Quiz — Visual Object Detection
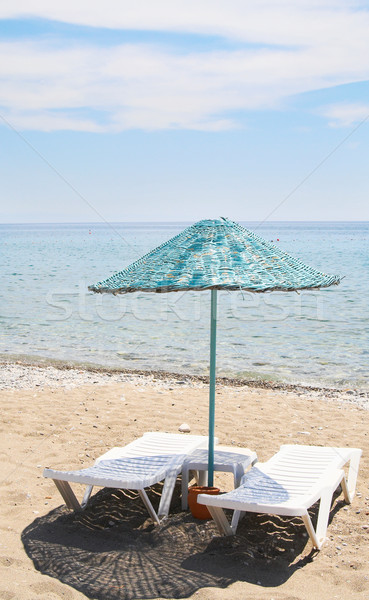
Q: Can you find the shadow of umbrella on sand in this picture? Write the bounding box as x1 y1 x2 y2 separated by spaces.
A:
22 483 321 600
88 217 340 486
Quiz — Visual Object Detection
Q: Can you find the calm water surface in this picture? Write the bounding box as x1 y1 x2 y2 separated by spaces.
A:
1 221 368 390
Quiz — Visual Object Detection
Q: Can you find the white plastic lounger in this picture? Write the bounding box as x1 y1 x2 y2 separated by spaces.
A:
197 445 362 549
44 432 215 524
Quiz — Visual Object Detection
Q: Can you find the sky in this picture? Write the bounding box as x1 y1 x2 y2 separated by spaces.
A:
0 1 368 223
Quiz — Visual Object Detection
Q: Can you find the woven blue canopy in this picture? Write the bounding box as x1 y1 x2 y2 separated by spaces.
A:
89 218 340 294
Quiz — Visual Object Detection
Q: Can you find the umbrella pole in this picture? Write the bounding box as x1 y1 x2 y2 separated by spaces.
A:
208 288 217 487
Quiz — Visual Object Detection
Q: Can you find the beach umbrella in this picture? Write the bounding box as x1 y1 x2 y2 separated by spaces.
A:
88 218 340 486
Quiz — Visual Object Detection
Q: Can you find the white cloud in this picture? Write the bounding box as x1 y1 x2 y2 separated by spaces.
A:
319 103 369 127
1 1 368 47
0 2 369 131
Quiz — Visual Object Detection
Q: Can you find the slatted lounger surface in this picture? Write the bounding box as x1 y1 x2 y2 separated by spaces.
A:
44 432 215 524
197 444 362 549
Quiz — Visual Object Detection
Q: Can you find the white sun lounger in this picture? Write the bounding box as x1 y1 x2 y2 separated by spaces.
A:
197 444 362 549
44 432 215 524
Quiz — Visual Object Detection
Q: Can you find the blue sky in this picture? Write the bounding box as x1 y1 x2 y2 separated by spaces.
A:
0 1 368 223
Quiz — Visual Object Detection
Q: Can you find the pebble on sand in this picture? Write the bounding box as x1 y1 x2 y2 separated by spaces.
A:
178 423 191 433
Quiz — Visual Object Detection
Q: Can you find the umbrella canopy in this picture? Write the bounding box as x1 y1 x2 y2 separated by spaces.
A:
89 218 340 486
89 218 340 295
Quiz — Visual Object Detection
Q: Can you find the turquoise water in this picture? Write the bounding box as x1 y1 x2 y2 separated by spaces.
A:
1 221 368 389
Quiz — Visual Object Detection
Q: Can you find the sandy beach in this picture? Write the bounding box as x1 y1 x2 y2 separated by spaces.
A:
0 361 368 600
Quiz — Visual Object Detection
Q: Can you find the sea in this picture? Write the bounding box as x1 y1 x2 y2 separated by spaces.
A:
1 221 368 390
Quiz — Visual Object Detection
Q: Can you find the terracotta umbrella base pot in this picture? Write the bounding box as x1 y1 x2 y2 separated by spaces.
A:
187 485 220 520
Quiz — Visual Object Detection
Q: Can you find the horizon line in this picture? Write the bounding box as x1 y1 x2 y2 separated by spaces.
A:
1 219 369 226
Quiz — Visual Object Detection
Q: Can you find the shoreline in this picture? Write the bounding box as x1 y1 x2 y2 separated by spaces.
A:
1 355 368 410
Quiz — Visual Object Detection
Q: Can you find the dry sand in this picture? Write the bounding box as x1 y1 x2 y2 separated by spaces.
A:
0 362 368 600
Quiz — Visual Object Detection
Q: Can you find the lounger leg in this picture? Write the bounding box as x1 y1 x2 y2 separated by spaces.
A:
181 468 189 510
158 470 178 518
138 490 161 525
340 476 350 503
53 479 82 511
315 489 335 548
234 465 244 488
198 470 207 486
346 450 361 503
230 509 245 532
207 506 235 536
182 469 205 510
302 484 337 550
302 512 321 550
81 485 94 508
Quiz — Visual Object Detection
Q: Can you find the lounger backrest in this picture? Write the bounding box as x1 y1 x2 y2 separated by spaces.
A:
276 444 353 471
255 445 349 501
96 433 211 463
125 432 208 456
